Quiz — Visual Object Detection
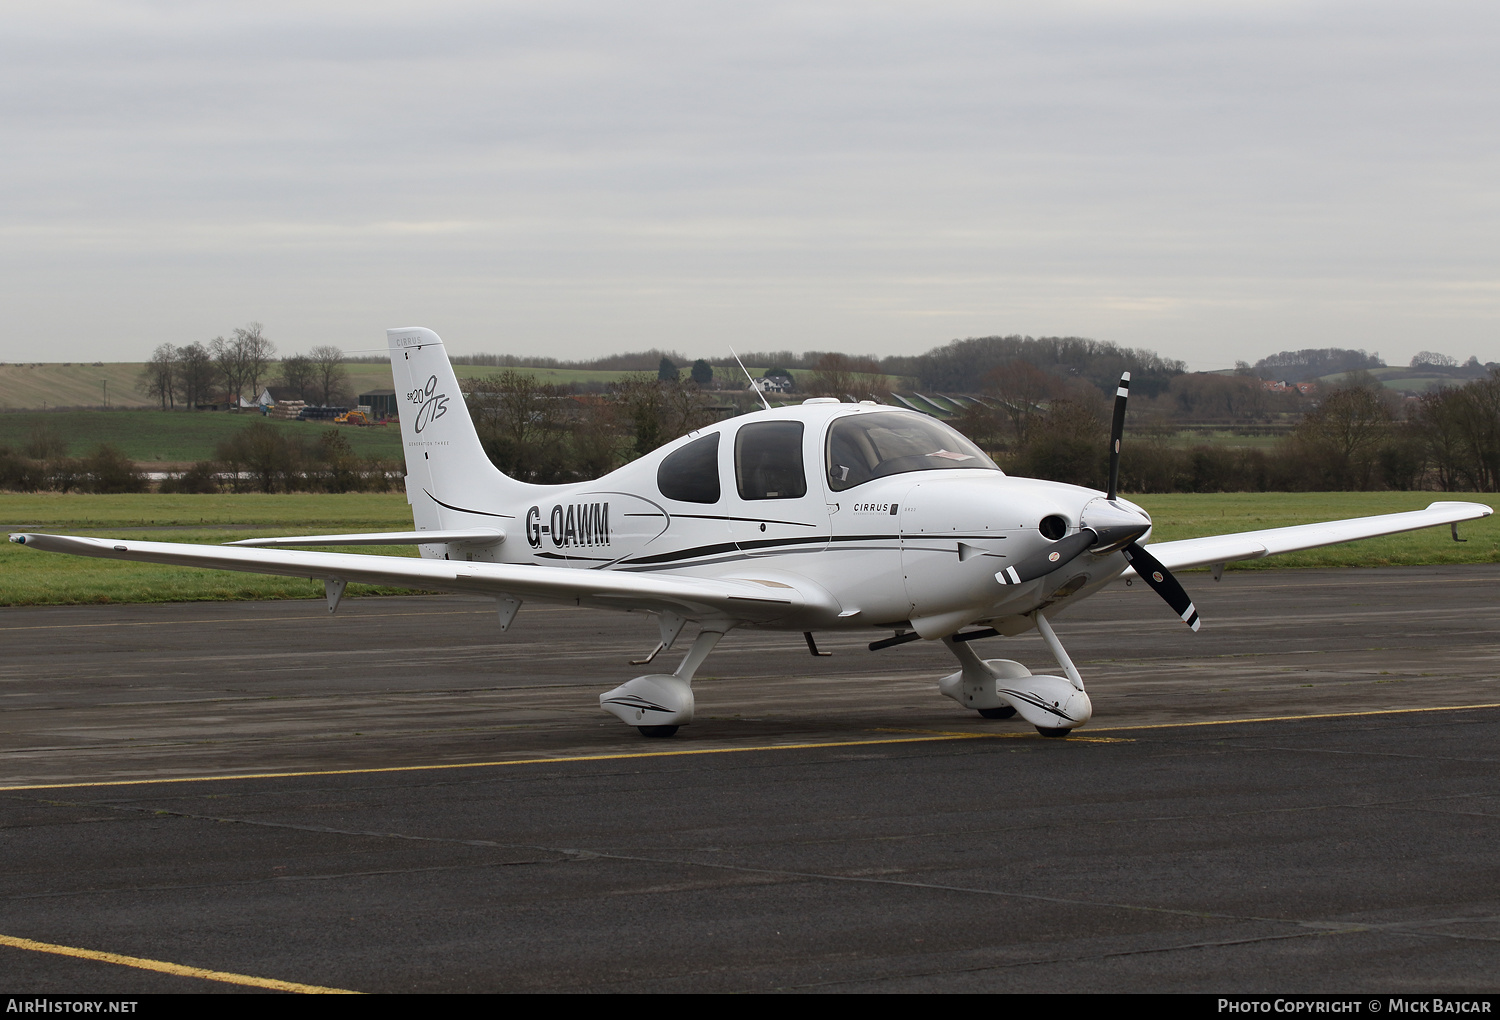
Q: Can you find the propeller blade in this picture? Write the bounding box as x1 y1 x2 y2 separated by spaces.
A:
1107 371 1129 501
1122 541 1200 631
997 529 1096 585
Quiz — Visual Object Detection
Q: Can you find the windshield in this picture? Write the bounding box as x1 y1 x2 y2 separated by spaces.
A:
825 411 1000 491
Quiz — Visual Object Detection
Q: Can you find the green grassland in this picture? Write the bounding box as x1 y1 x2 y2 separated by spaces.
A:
0 360 779 412
1139 427 1293 449
0 491 1494 607
1138 492 1499 569
1317 366 1483 393
449 363 657 386
0 362 408 412
0 410 404 463
0 362 159 410
0 493 420 605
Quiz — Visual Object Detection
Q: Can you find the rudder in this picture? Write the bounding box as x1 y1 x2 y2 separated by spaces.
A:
387 327 542 536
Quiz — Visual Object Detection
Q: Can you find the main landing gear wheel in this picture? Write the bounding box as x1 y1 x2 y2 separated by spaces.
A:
1035 726 1072 738
977 706 1017 720
638 725 680 738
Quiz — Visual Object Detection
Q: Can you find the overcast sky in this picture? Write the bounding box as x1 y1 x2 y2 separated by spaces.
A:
3 0 1496 370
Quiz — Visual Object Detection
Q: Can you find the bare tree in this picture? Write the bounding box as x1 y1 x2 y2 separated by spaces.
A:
1012 398 1108 488
216 421 303 493
176 341 219 410
808 353 887 401
308 345 348 405
1165 373 1270 420
24 423 68 459
278 353 314 401
209 335 247 405
1413 373 1500 491
985 360 1056 446
1411 351 1458 369
234 322 276 401
138 343 179 410
1291 376 1395 490
612 376 715 458
467 370 572 481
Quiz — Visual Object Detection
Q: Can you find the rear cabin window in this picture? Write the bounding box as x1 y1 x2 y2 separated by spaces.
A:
735 421 807 500
826 411 1000 491
657 433 720 503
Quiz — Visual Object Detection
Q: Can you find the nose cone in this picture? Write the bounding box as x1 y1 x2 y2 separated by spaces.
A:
1081 497 1152 552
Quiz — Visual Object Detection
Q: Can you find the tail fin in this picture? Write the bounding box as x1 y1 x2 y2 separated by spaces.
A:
387 327 539 532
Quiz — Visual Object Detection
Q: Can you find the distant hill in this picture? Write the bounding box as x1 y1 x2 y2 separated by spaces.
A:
1315 365 1492 394
0 360 812 410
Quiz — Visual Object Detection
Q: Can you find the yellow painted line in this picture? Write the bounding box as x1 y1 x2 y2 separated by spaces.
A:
4 703 1496 793
1088 702 1500 734
0 933 359 994
0 733 997 792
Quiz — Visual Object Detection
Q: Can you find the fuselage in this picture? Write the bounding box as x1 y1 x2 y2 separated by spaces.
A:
409 399 1152 638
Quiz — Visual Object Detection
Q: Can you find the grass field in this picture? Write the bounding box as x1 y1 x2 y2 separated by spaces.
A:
0 493 420 605
1141 427 1293 449
1316 366 1483 393
0 410 404 463
0 362 407 411
1 491 1494 608
1136 492 1499 569
0 360 787 412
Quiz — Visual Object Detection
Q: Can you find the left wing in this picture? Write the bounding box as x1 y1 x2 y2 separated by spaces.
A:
1135 500 1492 574
7 533 835 625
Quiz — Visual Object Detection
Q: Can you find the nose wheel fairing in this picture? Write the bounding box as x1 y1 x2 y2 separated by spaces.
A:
600 628 726 733
939 619 1094 733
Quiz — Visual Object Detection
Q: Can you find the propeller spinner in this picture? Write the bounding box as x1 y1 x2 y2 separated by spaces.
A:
997 371 1201 631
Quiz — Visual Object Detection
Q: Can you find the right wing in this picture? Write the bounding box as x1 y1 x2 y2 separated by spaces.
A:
1137 500 1492 574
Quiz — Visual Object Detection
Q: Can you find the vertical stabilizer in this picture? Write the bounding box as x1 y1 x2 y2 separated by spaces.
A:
387 327 540 537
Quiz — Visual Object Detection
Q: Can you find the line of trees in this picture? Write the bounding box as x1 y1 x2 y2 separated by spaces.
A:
203 423 400 494
0 424 148 492
948 370 1500 493
14 366 1500 495
465 371 718 484
138 326 349 409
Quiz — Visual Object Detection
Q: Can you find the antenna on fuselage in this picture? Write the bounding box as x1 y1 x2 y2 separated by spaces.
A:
730 345 772 411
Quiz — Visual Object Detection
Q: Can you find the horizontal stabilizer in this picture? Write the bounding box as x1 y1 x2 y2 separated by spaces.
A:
230 529 504 548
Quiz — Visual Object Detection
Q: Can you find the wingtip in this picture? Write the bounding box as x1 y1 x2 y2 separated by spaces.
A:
1425 500 1493 517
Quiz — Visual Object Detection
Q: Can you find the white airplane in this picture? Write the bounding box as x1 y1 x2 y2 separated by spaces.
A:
10 328 1492 738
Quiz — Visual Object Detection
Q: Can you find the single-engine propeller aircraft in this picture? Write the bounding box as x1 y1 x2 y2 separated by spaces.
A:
11 328 1492 737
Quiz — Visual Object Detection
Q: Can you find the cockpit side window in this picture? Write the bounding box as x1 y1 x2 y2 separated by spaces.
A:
657 433 720 503
735 421 807 500
826 411 1000 491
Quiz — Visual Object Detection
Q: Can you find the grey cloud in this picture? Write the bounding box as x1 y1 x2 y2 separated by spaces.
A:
1 1 1496 364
